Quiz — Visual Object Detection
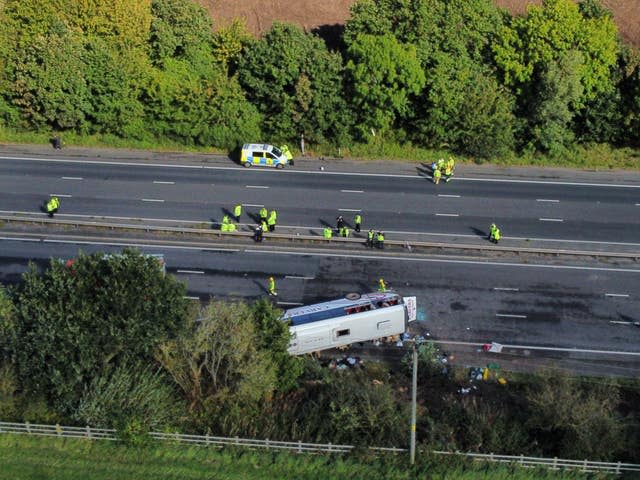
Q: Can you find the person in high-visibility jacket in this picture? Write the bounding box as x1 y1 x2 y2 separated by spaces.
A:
220 215 231 231
268 276 277 296
367 229 375 248
444 164 453 182
433 167 441 184
280 145 293 161
233 204 242 222
259 207 268 222
354 214 362 232
340 226 350 237
45 196 60 218
261 220 268 233
376 231 385 249
323 227 333 239
378 278 387 292
267 210 277 232
492 227 501 244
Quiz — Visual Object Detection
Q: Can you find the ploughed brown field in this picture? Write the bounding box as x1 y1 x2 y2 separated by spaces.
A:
199 0 639 47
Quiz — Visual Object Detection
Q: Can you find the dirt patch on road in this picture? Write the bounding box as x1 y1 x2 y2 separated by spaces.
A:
200 0 639 47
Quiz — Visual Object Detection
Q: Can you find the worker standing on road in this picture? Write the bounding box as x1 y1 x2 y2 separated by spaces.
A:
376 231 385 249
268 276 277 296
260 207 268 222
254 224 263 242
267 210 277 232
378 278 387 292
340 226 350 238
336 215 344 231
234 204 242 222
221 215 231 231
45 196 60 218
354 214 362 232
261 219 268 234
491 226 501 244
433 167 441 184
444 163 453 182
323 227 333 239
367 229 375 248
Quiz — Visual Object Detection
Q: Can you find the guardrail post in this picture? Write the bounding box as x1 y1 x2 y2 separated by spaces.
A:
265 438 270 450
615 461 621 474
56 424 62 436
298 440 302 453
206 433 210 446
25 421 31 434
520 454 524 466
553 457 558 469
235 436 239 446
583 459 588 472
86 425 91 439
328 442 332 453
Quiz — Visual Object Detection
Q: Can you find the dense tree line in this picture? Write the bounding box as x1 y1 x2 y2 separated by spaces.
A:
0 0 638 159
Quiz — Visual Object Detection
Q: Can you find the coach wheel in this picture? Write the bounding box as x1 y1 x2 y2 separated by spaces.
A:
345 293 361 300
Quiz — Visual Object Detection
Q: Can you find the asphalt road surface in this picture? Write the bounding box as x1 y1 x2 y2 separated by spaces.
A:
1 153 639 247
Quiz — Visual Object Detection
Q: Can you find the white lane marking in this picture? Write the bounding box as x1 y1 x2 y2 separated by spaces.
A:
341 189 364 193
37 238 240 252
244 249 640 273
339 208 362 212
277 301 304 306
605 293 629 298
243 203 264 207
0 210 207 225
153 181 175 185
177 269 204 274
50 194 72 198
536 199 559 203
610 320 639 326
493 287 519 292
61 176 82 180
246 185 269 189
496 313 527 319
636 203 640 206
0 236 40 242
435 340 640 357
437 194 461 198
4 155 640 188
183 296 200 300
539 218 563 222
435 213 459 217
141 198 164 202
285 275 314 280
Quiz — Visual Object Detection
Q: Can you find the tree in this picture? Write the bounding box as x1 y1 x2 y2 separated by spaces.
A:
528 50 585 154
238 22 350 146
156 300 279 434
411 52 515 157
345 33 425 139
6 250 189 414
211 19 252 73
493 0 618 102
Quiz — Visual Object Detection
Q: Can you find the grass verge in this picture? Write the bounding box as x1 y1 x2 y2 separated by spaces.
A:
0 434 611 480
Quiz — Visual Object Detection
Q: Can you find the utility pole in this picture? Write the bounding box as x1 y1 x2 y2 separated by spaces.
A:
410 343 418 464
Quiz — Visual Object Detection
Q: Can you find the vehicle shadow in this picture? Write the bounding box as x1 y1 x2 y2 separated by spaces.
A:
470 226 488 239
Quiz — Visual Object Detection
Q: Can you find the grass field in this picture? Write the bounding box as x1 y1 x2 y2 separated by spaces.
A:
0 435 611 480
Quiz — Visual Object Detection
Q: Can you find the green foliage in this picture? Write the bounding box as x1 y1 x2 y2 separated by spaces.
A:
150 0 214 70
525 372 628 461
529 50 585 154
493 0 618 102
238 22 350 145
212 19 253 72
5 250 189 414
345 33 425 139
250 299 303 393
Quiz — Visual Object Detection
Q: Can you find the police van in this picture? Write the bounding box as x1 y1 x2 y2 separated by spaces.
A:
240 144 292 169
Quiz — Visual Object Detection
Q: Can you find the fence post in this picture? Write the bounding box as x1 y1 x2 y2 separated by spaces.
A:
616 461 621 474
298 440 302 454
265 438 270 450
206 433 210 446
86 425 91 439
490 452 494 462
520 454 524 466
328 442 332 453
583 459 588 472
26 421 31 434
235 436 239 446
553 457 558 469
56 424 62 436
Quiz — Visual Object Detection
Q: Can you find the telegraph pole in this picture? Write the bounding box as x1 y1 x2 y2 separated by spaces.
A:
410 343 418 464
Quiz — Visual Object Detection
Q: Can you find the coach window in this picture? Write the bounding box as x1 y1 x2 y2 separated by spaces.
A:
336 329 350 338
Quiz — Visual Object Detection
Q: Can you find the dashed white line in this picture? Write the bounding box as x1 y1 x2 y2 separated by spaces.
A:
437 194 461 198
61 176 82 180
141 198 164 202
277 301 304 306
341 189 364 193
285 275 315 280
153 181 175 185
493 287 519 292
246 185 269 189
435 213 459 217
177 269 204 274
339 208 362 212
50 194 72 198
183 296 200 300
435 340 640 356
496 313 527 319
605 293 630 298
539 218 563 222
610 320 639 326
243 203 264 207
536 199 559 203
